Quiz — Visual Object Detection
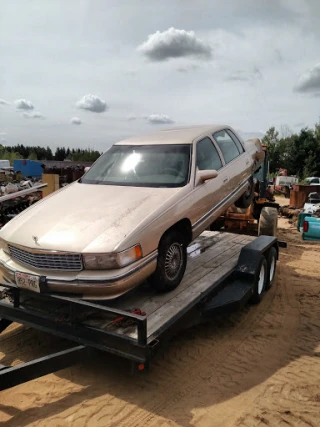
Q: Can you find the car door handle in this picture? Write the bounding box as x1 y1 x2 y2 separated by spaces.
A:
223 177 228 183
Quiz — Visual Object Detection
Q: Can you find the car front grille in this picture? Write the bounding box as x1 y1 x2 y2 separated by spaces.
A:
8 245 83 272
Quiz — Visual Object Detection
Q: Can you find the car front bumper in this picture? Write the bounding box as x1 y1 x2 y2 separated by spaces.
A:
0 250 158 300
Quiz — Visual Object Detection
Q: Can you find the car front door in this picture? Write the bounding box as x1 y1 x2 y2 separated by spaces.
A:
190 136 230 233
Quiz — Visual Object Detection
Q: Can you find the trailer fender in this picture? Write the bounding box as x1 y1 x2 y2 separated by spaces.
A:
234 235 278 279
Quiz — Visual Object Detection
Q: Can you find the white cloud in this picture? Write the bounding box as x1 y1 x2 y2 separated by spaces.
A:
70 116 82 125
238 130 265 140
76 94 107 113
15 99 34 110
22 111 45 119
127 114 136 121
1 1 320 150
176 64 200 73
0 99 10 105
124 71 137 78
294 63 320 93
226 67 263 82
137 27 212 61
144 114 174 124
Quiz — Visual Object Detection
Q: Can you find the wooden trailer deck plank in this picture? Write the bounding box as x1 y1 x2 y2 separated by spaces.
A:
0 232 256 344
84 233 255 340
82 232 241 324
140 236 254 341
108 233 250 311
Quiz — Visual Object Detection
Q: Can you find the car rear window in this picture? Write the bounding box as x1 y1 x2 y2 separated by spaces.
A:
226 130 244 153
213 130 241 164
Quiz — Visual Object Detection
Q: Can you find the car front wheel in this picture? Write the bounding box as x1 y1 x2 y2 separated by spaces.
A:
149 230 187 293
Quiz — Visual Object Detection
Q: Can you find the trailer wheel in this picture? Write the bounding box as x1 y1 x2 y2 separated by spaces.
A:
250 255 268 304
265 246 277 290
258 207 278 236
149 230 187 293
234 177 254 209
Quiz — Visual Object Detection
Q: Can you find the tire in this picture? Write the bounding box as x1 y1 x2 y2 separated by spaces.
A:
149 230 187 293
234 178 254 209
249 255 268 304
265 246 277 290
258 207 278 236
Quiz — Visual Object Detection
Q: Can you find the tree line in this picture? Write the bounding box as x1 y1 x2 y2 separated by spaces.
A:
1 122 320 177
261 121 320 179
0 145 102 163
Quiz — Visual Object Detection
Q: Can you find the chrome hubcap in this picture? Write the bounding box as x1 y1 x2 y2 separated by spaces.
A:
165 243 183 280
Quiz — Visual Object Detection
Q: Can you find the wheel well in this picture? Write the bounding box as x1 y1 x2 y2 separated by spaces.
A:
163 218 192 245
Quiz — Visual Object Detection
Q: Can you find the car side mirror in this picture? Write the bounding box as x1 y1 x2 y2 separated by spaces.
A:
84 167 90 173
196 169 218 185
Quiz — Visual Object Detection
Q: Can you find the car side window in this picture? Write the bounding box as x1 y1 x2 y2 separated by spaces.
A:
196 137 223 171
227 129 244 153
310 178 319 184
213 130 241 164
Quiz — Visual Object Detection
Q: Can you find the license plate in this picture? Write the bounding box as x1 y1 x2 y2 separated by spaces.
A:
15 272 40 293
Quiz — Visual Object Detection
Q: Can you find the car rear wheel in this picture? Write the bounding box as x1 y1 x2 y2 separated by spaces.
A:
234 177 254 209
149 230 187 293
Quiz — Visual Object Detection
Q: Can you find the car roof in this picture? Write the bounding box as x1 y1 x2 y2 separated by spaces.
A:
115 125 230 145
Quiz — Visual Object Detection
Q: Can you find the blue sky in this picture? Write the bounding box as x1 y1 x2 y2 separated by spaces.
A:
1 0 320 151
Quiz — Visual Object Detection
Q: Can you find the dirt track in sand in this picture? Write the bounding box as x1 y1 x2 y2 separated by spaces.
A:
0 220 320 426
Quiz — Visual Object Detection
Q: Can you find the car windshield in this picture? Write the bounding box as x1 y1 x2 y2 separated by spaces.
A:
80 144 191 187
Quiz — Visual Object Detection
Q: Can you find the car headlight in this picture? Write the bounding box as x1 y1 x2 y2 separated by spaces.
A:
83 244 142 270
0 238 9 255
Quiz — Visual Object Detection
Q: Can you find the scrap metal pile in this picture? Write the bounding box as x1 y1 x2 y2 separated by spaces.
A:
0 173 46 228
280 192 320 231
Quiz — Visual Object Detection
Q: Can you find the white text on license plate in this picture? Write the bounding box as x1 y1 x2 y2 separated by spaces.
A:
15 272 40 293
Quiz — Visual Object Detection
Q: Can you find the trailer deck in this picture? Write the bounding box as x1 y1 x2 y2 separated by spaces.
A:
93 231 256 342
0 231 282 391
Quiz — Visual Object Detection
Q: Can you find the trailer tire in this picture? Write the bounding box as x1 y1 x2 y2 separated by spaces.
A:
265 246 277 290
249 255 268 304
258 207 278 236
234 177 254 209
149 230 187 293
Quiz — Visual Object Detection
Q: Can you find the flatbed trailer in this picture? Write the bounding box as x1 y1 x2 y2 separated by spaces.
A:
0 231 286 391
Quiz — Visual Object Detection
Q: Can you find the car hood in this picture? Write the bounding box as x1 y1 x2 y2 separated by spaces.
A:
0 182 182 253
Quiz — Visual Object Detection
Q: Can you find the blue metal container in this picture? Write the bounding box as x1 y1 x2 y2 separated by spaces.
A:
13 160 44 178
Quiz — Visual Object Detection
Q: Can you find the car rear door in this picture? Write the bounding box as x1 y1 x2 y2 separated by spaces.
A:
212 129 250 195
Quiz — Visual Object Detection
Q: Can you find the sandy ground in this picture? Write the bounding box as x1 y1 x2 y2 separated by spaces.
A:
1 204 320 427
